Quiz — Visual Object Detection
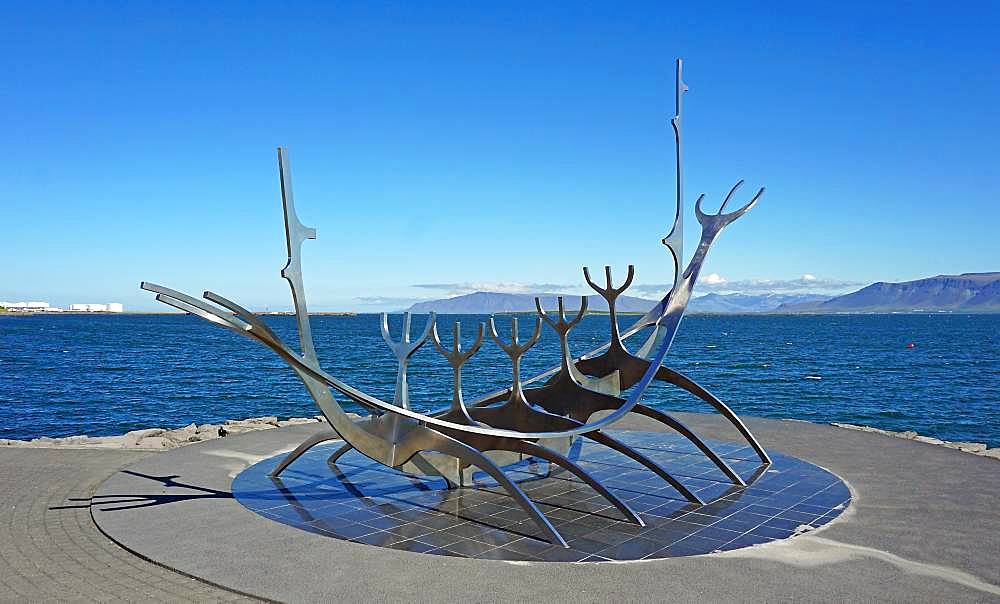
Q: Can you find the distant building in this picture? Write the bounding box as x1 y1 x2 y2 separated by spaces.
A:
68 303 124 313
0 301 63 312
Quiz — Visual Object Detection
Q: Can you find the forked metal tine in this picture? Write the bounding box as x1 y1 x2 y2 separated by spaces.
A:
567 296 588 328
534 297 554 328
695 182 764 227
535 296 588 334
432 321 484 367
720 180 744 213
693 193 710 224
381 312 437 361
415 312 437 347
583 265 635 302
583 266 604 295
614 265 635 295
431 321 449 358
488 316 542 358
380 312 393 349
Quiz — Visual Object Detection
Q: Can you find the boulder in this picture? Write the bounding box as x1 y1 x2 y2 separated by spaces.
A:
942 441 987 453
227 416 279 426
123 428 165 447
277 417 318 427
134 436 176 450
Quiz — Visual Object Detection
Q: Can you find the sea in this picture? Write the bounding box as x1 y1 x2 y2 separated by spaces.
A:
1 313 997 447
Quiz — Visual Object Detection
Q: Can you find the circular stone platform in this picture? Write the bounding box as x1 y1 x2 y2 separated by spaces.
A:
88 415 1000 602
232 432 849 562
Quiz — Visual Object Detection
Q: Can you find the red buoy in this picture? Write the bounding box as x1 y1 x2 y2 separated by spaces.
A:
906 342 916 349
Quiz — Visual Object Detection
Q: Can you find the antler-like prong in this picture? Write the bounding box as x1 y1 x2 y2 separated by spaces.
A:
693 193 710 224
432 321 484 365
535 296 587 334
432 320 485 421
695 182 763 227
380 312 436 410
489 316 542 357
720 179 743 213
582 266 599 292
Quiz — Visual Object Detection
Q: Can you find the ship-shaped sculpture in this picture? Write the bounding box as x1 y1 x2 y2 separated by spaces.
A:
141 60 770 548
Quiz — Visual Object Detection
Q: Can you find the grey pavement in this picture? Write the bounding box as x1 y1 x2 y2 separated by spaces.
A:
92 414 1000 603
3 413 999 603
0 447 259 603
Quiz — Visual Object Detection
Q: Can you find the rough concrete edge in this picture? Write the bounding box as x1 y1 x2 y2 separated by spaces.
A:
827 421 999 460
0 414 361 451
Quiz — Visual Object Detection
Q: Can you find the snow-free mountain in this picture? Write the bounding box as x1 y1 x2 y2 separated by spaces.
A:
404 273 1000 314
777 272 1000 313
407 293 654 315
406 292 832 314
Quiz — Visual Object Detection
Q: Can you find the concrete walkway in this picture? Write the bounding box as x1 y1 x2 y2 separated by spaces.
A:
2 413 998 603
0 447 258 602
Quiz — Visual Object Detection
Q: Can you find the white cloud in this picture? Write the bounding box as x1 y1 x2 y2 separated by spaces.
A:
630 275 863 297
412 282 579 297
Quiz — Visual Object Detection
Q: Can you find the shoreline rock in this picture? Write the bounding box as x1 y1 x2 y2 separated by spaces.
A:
830 422 999 460
1 415 994 460
0 415 360 451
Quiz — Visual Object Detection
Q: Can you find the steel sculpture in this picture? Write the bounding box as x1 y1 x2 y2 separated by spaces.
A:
140 59 770 547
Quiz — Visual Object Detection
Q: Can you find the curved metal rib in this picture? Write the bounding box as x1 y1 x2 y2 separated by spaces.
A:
410 433 568 547
327 442 354 465
584 430 703 505
518 440 643 525
631 405 745 485
271 430 342 477
655 366 771 465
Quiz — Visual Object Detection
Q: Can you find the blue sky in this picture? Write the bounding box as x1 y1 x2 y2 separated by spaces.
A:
2 2 998 311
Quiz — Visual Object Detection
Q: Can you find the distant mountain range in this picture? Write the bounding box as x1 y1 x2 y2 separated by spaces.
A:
405 272 1000 314
406 292 830 314
777 272 1000 313
407 293 655 315
687 293 829 313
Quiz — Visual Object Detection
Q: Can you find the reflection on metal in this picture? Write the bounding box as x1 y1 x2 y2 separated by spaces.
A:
140 59 771 547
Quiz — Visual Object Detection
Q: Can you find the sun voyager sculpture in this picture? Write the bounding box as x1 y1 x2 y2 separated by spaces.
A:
141 60 771 548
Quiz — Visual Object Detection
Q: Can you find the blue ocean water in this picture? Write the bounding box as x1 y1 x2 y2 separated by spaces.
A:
0 313 997 446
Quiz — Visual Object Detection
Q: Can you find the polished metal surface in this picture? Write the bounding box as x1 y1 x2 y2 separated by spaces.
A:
140 59 773 548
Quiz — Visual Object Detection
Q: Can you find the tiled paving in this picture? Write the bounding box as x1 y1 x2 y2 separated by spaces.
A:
0 448 257 602
233 431 850 562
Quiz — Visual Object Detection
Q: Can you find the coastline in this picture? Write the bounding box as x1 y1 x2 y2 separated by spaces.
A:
0 415 349 450
2 413 996 460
